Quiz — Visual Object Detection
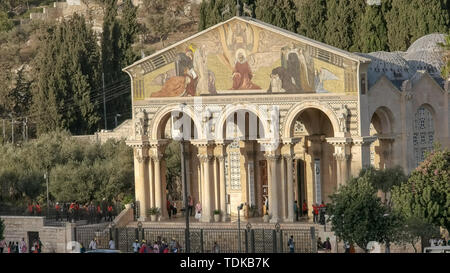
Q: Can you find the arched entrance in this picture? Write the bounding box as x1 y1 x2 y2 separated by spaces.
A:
284 104 338 219
217 107 270 219
143 105 202 221
370 106 395 169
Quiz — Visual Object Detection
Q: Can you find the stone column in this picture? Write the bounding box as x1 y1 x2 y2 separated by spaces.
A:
199 154 213 222
134 147 148 221
280 156 286 220
148 157 154 208
153 154 163 218
285 154 294 222
265 153 279 223
217 155 228 221
213 157 220 212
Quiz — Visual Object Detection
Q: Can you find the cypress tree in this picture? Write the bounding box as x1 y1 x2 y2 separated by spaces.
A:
32 14 101 135
324 0 353 50
354 3 388 52
296 0 327 42
119 0 139 69
101 0 121 85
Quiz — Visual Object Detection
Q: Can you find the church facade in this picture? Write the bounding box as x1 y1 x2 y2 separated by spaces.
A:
123 17 450 223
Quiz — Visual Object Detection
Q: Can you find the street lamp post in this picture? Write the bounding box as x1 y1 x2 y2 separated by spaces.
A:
181 138 190 253
237 203 244 253
44 171 49 217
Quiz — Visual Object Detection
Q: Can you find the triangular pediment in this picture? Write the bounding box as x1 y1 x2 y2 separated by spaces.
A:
369 75 401 95
125 17 368 100
410 71 445 94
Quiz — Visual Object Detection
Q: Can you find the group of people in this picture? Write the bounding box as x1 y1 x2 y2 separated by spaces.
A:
166 200 178 219
292 201 327 224
132 237 182 253
54 201 117 223
317 237 332 252
0 238 42 253
25 201 119 224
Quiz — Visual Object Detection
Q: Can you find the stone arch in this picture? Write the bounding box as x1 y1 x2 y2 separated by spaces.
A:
370 106 395 135
151 104 203 140
283 101 340 138
215 103 272 140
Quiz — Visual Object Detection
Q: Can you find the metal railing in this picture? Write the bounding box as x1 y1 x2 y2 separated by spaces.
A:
73 223 318 253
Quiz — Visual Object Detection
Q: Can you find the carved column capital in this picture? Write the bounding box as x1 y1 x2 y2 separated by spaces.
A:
198 154 213 163
216 155 225 162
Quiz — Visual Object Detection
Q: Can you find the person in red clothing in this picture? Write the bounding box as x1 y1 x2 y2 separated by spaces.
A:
302 201 308 218
69 202 75 222
107 204 113 221
35 203 42 216
167 200 172 219
55 202 61 221
27 203 34 216
312 203 319 223
96 204 102 223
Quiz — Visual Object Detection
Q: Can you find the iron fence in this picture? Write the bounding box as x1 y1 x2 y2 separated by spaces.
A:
73 224 317 253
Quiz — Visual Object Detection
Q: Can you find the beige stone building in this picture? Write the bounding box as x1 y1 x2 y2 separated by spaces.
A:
122 17 449 223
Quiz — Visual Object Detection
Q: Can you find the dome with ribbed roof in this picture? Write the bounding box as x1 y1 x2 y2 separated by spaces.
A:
357 51 412 87
404 50 444 77
407 33 446 54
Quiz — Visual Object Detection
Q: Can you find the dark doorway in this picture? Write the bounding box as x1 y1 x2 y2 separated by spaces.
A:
27 231 39 253
296 159 306 209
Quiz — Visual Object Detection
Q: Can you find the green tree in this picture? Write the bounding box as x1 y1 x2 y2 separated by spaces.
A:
392 146 450 231
296 0 327 42
395 216 441 253
325 0 366 51
0 218 4 241
440 33 450 79
101 0 121 84
386 0 449 51
118 0 139 69
31 15 101 135
353 3 388 52
327 175 393 251
0 11 13 33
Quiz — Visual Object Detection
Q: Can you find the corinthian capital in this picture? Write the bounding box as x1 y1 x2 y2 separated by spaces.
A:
198 154 212 163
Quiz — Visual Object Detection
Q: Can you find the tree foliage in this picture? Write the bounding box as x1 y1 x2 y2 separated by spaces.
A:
0 130 134 206
31 14 101 135
327 173 395 251
296 0 327 42
392 146 450 231
440 33 450 79
0 218 4 241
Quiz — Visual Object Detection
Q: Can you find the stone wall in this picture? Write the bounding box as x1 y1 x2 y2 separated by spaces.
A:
1 216 74 253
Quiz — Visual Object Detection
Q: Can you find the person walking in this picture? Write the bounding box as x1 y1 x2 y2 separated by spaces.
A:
107 204 113 222
167 200 172 219
27 203 33 216
312 203 319 223
132 240 140 253
96 204 102 223
195 202 202 221
213 242 220 253
35 203 41 216
0 239 5 253
109 239 115 250
55 202 61 222
172 202 177 218
139 240 147 253
89 238 97 251
288 236 295 253
19 238 27 253
188 196 194 216
302 201 308 218
37 237 43 253
324 237 332 252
